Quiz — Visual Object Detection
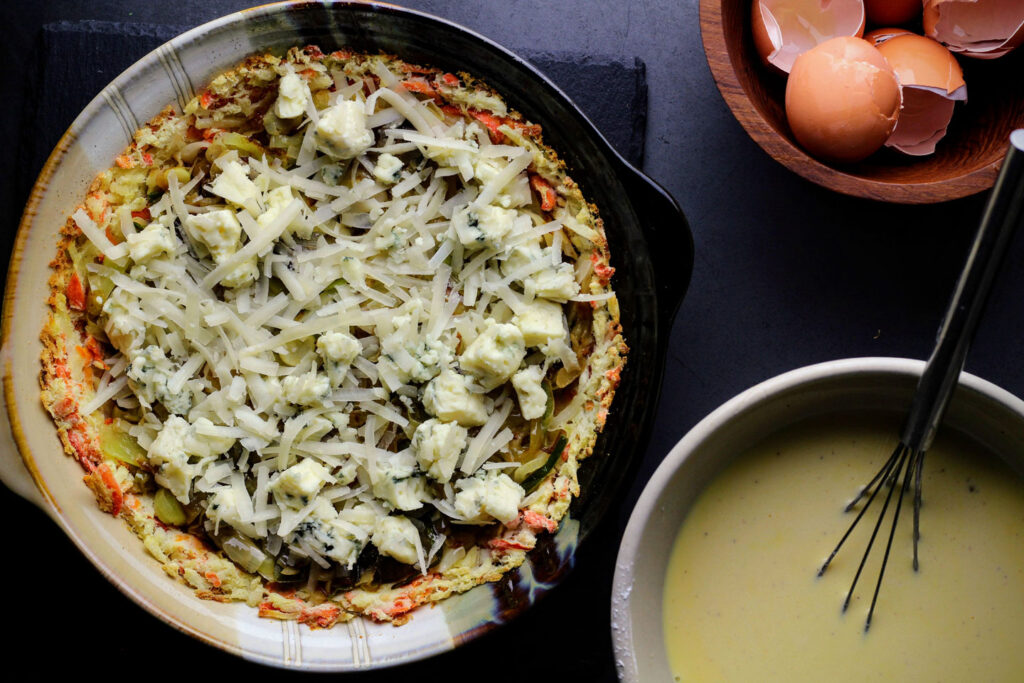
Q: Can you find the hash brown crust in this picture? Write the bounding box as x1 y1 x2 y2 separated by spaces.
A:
40 46 626 627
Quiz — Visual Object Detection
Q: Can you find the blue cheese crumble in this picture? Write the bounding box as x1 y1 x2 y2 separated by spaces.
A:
76 50 616 582
314 100 374 159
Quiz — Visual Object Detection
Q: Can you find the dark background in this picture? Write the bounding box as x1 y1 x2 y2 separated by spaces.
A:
2 1 1022 680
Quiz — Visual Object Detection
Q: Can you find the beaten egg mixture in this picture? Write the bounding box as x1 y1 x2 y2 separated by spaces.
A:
663 412 1024 681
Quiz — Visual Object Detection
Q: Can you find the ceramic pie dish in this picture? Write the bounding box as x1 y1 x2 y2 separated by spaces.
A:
0 0 692 671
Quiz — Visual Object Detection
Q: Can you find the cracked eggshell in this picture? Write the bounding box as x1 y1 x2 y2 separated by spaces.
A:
877 34 966 96
752 0 866 74
864 27 914 47
924 0 1024 60
878 34 967 156
785 36 901 163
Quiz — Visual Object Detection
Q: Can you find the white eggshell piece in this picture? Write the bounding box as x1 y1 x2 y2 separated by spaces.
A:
885 86 958 156
755 0 866 73
863 27 914 47
926 0 1024 59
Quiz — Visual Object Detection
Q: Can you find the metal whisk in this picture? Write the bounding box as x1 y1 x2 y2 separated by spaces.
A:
818 130 1024 631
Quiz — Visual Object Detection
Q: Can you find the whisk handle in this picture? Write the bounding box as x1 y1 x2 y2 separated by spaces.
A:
902 131 1024 451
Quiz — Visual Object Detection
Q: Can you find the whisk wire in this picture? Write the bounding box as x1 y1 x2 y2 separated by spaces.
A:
864 447 919 631
844 445 901 514
817 444 901 580
912 451 925 571
841 446 907 615
818 444 927 630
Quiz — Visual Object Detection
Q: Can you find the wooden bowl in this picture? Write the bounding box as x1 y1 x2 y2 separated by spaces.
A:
699 0 1024 203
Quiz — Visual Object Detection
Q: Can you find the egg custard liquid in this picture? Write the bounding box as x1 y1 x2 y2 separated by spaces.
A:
662 412 1024 682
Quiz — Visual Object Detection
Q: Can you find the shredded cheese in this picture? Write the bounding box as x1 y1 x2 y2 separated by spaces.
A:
68 49 618 583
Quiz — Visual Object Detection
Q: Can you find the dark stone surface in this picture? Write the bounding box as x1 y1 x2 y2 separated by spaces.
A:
2 2 1022 681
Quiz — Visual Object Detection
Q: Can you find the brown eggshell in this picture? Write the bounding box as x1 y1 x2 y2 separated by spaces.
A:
884 88 957 155
924 0 1024 60
877 33 966 156
785 36 902 163
877 34 966 95
752 0 867 74
865 0 922 26
923 0 938 34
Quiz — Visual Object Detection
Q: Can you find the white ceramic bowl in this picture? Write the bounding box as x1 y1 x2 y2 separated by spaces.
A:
609 357 1024 681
